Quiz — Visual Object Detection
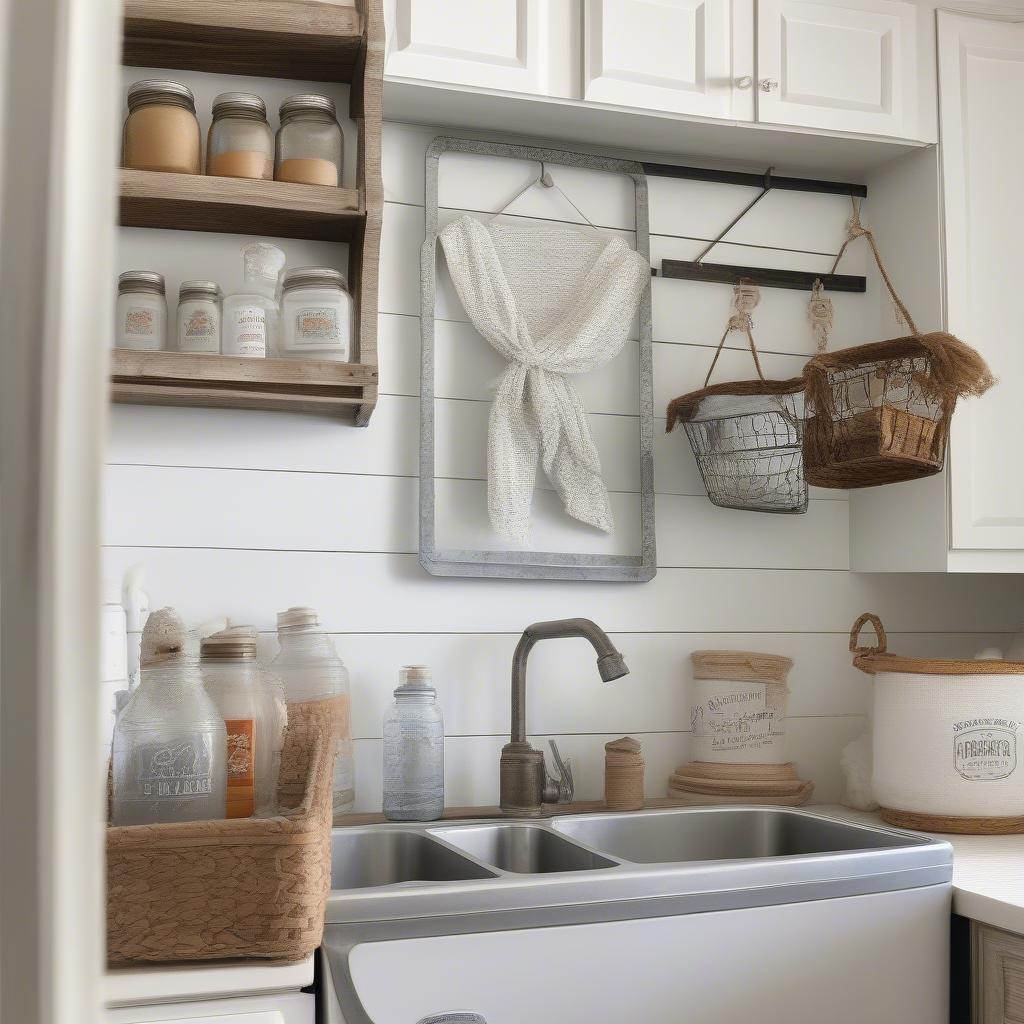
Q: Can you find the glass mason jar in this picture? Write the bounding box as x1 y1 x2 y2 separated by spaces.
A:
206 92 274 180
176 280 221 353
382 665 444 822
275 94 343 186
270 607 354 816
123 79 201 174
279 267 353 361
116 270 167 350
200 626 284 818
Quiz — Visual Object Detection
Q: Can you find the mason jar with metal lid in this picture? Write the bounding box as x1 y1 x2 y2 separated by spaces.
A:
122 79 201 174
279 266 353 361
206 92 274 180
176 280 222 354
115 271 167 351
275 94 343 186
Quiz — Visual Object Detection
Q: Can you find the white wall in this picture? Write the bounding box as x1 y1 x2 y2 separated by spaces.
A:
105 73 1024 810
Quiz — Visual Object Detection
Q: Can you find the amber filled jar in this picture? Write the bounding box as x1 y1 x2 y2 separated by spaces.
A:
275 94 343 186
122 80 201 175
206 92 274 180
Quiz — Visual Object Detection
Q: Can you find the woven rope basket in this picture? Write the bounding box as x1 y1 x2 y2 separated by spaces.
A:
107 697 337 964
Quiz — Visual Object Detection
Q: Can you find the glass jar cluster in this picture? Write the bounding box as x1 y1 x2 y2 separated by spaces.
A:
122 80 345 186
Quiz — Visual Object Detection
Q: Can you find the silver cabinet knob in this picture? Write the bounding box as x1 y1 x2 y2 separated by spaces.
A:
735 75 753 89
760 78 780 92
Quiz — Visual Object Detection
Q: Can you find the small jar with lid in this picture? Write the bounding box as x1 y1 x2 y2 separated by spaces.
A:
275 94 343 186
116 271 167 350
279 267 352 361
206 92 274 180
122 80 201 175
176 281 222 354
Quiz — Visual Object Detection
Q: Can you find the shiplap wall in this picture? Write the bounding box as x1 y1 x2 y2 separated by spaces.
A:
106 69 1024 810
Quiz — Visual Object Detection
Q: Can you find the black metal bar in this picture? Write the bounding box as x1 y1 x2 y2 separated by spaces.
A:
657 259 866 293
641 161 867 198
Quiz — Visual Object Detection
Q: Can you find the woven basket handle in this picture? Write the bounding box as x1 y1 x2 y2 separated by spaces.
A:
703 280 767 388
830 197 920 338
849 612 887 655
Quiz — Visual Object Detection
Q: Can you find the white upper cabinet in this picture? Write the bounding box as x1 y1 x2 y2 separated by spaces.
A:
582 0 754 120
383 0 578 97
755 0 920 137
939 11 1024 554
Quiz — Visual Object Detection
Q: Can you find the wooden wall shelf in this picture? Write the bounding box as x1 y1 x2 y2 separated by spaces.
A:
115 0 383 425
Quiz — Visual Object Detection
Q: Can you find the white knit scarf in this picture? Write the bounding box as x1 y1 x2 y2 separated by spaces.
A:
438 214 649 544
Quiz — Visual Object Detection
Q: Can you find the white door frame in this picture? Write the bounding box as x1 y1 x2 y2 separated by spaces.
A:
0 0 120 1019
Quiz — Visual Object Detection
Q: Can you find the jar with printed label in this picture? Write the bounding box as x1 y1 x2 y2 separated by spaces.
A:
200 626 286 818
279 267 352 360
115 271 167 350
206 92 274 180
175 280 221 353
275 94 343 186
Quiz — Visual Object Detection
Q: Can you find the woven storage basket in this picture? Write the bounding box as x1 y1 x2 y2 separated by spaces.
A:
803 204 993 488
667 291 808 514
851 613 1024 835
107 697 337 964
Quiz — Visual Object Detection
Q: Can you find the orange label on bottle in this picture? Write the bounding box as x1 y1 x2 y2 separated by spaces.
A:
225 718 255 818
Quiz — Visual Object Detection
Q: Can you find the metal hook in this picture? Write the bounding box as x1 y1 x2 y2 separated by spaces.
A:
539 161 554 188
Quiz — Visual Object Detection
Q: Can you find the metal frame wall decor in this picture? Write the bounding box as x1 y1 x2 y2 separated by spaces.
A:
419 136 656 582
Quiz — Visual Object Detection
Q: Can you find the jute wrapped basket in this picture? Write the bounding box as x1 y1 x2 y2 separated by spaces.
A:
107 697 337 964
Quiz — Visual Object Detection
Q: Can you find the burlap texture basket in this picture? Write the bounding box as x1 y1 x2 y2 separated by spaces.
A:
107 697 337 965
802 202 993 488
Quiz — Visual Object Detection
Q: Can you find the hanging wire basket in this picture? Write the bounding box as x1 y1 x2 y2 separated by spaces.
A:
802 200 994 488
667 285 808 514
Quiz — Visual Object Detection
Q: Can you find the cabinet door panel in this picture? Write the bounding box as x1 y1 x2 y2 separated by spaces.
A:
384 0 556 95
940 13 1024 552
584 0 752 120
756 0 917 137
975 923 1024 1024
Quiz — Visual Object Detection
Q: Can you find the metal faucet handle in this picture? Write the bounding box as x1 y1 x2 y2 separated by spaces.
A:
543 739 575 804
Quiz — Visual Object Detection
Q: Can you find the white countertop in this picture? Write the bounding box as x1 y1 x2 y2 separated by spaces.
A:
816 804 1024 935
103 954 314 1008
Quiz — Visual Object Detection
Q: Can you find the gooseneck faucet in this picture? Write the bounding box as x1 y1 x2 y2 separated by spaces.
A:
500 618 630 817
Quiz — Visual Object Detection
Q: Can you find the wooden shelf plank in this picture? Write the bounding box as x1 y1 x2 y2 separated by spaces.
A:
123 0 363 82
120 169 363 242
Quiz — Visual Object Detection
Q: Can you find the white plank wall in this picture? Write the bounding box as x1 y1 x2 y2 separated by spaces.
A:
106 99 1024 811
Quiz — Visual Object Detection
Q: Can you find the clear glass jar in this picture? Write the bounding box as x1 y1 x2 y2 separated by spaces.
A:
206 92 274 180
123 79 201 174
382 665 444 822
200 626 284 818
111 609 227 826
275 94 343 186
270 607 354 817
279 267 352 361
116 270 167 350
176 280 221 353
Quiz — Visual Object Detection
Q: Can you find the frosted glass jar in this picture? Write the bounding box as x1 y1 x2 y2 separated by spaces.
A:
123 80 201 174
116 271 167 350
175 280 221 353
270 607 354 816
206 92 274 180
382 665 444 822
275 94 343 186
279 267 352 360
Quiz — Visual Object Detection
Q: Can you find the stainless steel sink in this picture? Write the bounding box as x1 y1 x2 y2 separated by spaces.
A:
330 829 497 889
550 807 920 864
431 823 617 873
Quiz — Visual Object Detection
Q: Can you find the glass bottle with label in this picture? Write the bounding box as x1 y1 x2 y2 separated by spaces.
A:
111 608 227 826
175 280 221 353
200 626 285 818
382 665 444 822
115 271 167 350
222 241 286 358
278 267 352 361
206 92 274 180
275 94 343 186
270 607 354 817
